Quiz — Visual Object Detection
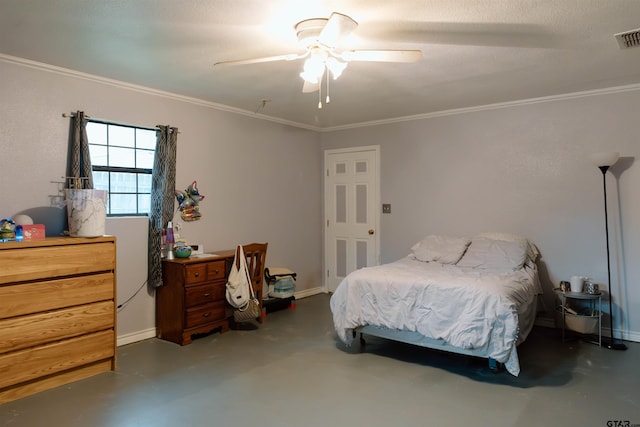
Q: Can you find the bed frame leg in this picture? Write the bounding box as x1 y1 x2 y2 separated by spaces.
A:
352 330 366 346
488 358 504 373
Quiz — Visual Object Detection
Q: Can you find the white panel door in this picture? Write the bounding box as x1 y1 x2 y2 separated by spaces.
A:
324 146 379 293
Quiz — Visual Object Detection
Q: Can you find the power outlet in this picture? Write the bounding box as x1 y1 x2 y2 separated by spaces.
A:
382 204 391 214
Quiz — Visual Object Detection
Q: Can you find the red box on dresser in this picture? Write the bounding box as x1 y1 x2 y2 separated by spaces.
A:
21 224 46 240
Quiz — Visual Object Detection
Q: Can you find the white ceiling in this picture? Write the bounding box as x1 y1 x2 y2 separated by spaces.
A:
2 0 640 130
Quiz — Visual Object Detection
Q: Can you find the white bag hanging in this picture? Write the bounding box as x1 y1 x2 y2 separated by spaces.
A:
225 245 252 309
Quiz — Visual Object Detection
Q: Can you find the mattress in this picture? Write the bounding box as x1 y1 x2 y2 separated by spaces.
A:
330 256 541 376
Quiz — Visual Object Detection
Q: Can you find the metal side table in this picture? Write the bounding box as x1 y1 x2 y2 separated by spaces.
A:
556 290 602 347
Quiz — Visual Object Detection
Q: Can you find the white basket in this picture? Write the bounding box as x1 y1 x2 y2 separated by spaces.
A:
557 308 599 335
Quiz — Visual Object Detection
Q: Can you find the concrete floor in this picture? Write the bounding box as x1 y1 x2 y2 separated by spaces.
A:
1 293 638 427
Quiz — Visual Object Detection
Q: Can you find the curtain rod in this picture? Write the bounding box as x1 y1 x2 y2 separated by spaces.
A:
61 112 177 133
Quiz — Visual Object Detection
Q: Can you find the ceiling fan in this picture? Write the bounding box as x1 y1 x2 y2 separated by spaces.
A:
213 12 422 108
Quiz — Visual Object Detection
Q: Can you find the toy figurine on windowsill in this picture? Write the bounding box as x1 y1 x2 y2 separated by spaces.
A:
175 180 204 221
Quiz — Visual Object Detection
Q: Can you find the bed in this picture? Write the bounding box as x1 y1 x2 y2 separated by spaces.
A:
330 233 542 376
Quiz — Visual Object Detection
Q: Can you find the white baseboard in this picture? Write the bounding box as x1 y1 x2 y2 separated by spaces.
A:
115 289 328 346
118 291 640 347
534 316 556 328
618 329 640 343
534 315 640 343
117 328 157 347
293 286 326 299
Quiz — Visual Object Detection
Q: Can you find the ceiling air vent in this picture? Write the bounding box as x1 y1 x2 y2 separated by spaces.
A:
614 29 640 49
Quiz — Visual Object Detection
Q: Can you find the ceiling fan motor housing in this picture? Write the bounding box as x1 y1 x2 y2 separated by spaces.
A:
295 18 329 48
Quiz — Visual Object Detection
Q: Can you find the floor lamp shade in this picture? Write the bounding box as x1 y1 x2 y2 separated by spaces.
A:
591 151 626 350
590 151 619 168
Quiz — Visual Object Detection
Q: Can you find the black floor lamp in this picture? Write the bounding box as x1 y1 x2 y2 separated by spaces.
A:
590 151 627 351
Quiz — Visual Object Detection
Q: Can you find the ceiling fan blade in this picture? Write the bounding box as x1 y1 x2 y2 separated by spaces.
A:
302 80 319 93
340 49 422 63
318 12 358 47
214 53 305 68
358 21 559 49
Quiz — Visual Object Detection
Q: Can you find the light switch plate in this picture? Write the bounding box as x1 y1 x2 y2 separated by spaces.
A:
382 204 391 214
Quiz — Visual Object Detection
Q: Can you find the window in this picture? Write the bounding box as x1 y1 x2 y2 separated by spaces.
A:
87 120 156 216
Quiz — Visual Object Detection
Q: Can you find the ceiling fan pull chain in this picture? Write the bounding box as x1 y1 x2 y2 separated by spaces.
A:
318 81 323 109
326 70 331 104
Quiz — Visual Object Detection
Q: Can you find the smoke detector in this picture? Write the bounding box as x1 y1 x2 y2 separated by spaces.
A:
614 29 640 49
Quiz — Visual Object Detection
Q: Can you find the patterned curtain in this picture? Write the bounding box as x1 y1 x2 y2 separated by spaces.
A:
68 111 93 189
148 125 178 288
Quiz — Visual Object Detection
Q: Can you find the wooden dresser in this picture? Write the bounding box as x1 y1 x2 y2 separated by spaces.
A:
0 236 117 403
157 251 235 345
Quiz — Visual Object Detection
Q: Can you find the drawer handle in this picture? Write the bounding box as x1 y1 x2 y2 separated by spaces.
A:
203 293 211 297
194 272 200 277
214 269 220 274
202 312 211 318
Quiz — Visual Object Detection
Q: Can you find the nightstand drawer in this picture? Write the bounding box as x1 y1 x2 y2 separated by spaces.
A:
185 302 225 328
185 264 207 285
185 283 225 307
206 260 226 281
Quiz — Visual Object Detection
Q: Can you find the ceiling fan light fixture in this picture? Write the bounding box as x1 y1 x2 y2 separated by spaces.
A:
300 69 321 84
326 57 347 79
300 49 328 83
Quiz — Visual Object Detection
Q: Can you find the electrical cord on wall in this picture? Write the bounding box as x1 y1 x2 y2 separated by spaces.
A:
117 279 148 312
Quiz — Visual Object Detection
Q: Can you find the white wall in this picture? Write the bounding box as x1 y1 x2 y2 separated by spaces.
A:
320 88 640 342
2 55 638 344
0 57 323 344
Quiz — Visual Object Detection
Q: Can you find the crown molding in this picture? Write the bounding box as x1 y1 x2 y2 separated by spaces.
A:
322 82 640 132
3 53 639 133
0 53 322 132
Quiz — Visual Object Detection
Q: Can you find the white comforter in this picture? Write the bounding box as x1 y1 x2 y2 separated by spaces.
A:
330 256 541 375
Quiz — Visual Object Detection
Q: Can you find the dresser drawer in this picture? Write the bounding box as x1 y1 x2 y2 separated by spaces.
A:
185 302 225 328
0 273 114 319
0 242 115 285
0 330 114 390
184 264 207 285
206 260 226 281
185 283 225 307
0 301 114 354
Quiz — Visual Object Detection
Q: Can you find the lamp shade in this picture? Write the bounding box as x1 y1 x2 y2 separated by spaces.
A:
590 152 620 167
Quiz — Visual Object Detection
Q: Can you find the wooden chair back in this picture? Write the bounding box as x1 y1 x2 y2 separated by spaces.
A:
235 242 268 323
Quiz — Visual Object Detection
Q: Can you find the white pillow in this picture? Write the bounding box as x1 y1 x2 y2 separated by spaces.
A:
476 231 539 262
456 237 529 271
411 235 471 264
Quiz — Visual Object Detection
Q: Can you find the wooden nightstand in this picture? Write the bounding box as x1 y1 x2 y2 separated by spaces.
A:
156 252 234 345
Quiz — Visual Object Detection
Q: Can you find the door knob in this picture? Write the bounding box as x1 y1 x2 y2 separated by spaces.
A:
368 229 375 235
